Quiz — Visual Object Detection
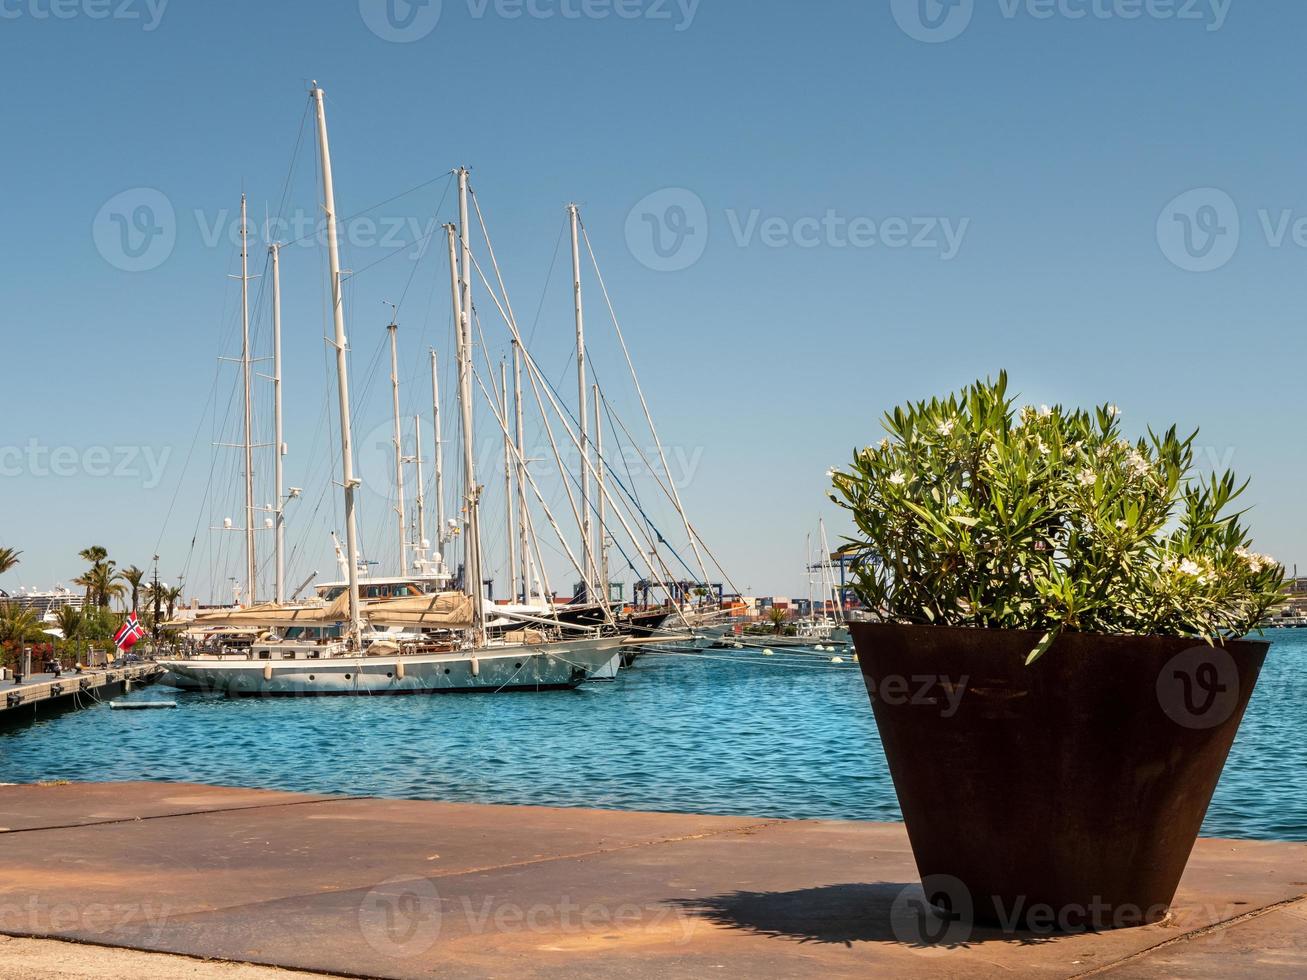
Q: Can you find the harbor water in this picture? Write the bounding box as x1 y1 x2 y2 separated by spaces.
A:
2 632 1304 841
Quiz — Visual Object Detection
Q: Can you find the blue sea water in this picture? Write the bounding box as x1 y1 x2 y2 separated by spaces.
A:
1 634 1303 841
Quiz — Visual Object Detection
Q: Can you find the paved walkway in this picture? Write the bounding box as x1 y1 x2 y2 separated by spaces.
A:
0 782 1304 978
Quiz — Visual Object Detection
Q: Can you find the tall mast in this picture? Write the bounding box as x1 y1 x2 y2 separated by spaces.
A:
430 349 446 572
413 414 426 567
387 317 408 575
447 213 483 637
239 194 256 604
513 341 530 603
500 359 516 602
312 83 362 641
270 241 286 605
567 203 595 595
457 167 483 625
593 383 609 603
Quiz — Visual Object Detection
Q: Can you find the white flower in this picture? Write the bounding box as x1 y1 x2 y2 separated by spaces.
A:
1116 519 1128 531
1039 405 1053 418
1107 405 1121 419
938 420 956 437
1178 559 1202 577
1125 450 1150 478
826 467 838 480
889 471 907 486
1077 468 1096 487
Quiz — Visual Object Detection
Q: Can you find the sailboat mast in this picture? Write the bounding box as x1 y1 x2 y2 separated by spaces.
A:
513 341 530 603
312 83 362 640
270 241 286 605
447 212 483 636
500 360 516 602
593 383 609 602
388 318 408 575
239 194 256 605
413 414 426 565
567 203 594 594
430 349 446 571
456 168 483 625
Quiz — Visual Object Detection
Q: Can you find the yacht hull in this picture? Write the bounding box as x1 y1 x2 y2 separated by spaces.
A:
158 636 624 697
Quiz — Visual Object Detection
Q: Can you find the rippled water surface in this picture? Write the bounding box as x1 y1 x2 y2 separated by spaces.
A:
2 634 1303 841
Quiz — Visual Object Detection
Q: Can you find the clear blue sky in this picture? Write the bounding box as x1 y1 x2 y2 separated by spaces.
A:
2 0 1305 603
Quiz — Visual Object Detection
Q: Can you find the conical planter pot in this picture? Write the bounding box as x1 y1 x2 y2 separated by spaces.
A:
850 622 1269 932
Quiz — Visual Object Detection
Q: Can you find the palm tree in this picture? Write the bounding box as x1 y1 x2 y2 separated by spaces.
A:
121 565 146 615
53 605 82 640
52 605 82 666
0 547 21 577
76 546 110 605
0 602 40 645
88 563 124 610
767 606 790 635
165 585 184 621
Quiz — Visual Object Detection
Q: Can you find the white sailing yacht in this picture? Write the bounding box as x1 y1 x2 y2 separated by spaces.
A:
160 84 625 696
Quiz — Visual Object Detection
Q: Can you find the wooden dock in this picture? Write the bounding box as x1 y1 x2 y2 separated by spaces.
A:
0 663 163 726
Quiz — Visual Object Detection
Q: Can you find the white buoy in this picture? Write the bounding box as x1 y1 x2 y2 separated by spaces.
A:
396 661 406 680
470 657 480 677
831 656 845 664
763 649 774 656
263 663 273 681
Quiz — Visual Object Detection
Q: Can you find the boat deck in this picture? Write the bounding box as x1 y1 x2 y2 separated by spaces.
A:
0 782 1303 978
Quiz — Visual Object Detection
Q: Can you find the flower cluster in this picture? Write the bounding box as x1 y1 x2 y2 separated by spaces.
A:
829 373 1285 662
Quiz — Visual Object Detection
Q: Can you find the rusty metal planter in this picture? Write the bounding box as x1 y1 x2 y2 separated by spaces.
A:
850 622 1270 931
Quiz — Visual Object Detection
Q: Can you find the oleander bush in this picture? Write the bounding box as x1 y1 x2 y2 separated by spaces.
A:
829 373 1284 662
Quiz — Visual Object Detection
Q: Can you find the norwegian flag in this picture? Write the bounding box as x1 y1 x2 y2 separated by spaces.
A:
113 613 147 652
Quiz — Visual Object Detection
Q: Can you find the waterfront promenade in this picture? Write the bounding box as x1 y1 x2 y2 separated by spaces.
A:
0 783 1304 978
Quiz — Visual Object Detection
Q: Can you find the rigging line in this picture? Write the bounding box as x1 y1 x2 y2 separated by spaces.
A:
283 172 454 248
580 219 726 591
269 98 312 241
526 215 567 350
396 172 454 314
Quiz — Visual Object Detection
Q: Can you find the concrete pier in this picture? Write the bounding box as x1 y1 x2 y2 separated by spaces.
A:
0 664 162 726
0 782 1304 978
